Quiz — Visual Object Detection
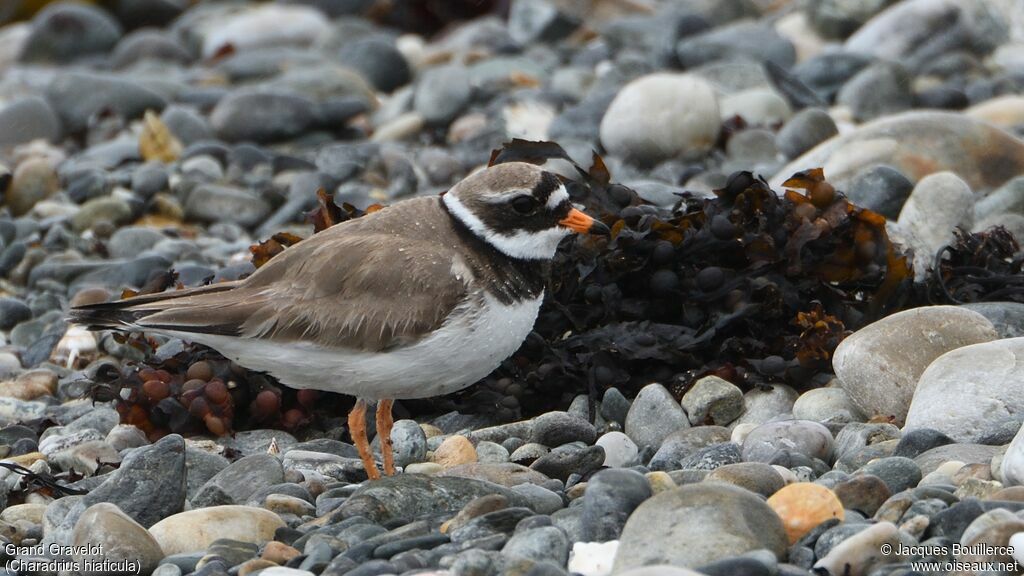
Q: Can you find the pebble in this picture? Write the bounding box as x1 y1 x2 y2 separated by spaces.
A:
771 111 1024 195
832 306 997 422
433 435 478 469
199 4 329 59
530 411 597 446
832 474 891 516
767 483 844 544
414 65 472 125
8 157 59 217
649 426 731 472
904 338 1024 442
836 62 913 122
20 2 122 63
896 172 976 273
858 457 922 494
0 97 62 148
732 385 799 427
775 108 838 159
844 164 914 219
624 383 690 450
680 376 744 426
149 506 285 555
813 521 903 576
581 469 652 542
792 388 865 425
599 74 720 165
389 419 427 468
184 185 272 228
613 483 787 571
595 431 638 468
210 90 317 143
705 462 785 497
72 503 165 576
741 420 834 464
45 72 166 134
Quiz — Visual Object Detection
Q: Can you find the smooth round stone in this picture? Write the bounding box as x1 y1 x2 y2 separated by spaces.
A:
8 157 59 217
836 62 913 122
792 388 866 425
813 521 902 576
71 196 133 232
649 426 731 472
915 443 1001 477
897 172 975 273
770 111 1024 195
149 506 285 555
675 21 795 70
892 426 954 457
961 302 1024 339
613 483 787 571
0 96 62 147
20 2 122 63
732 385 799 428
0 297 31 331
832 474 891 516
679 442 742 471
599 73 720 165
502 525 570 566
530 445 605 481
858 457 922 494
680 376 744 426
905 338 1024 443
775 108 838 159
414 65 472 125
389 419 427 468
110 29 191 69
767 483 844 544
510 483 563 515
338 37 410 92
192 454 284 508
976 175 1024 222
596 431 639 468
617 568 707 576
792 51 873 102
807 0 891 38
845 0 1009 68
624 383 690 450
741 420 834 464
967 94 1024 128
960 508 1024 568
210 89 316 143
719 87 792 125
107 226 167 260
199 4 329 59
832 306 997 423
705 462 786 497
45 72 166 134
833 423 901 463
72 503 164 576
184 184 271 227
433 435 477 469
568 541 620 576
508 0 578 44
161 105 214 145
844 164 914 219
530 411 597 446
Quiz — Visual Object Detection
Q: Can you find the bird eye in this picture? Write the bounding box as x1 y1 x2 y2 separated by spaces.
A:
510 195 538 215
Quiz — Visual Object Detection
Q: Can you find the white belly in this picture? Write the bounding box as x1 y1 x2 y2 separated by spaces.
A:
166 292 543 400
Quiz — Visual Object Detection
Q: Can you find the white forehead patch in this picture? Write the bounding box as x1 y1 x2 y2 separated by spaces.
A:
546 184 569 210
444 192 570 260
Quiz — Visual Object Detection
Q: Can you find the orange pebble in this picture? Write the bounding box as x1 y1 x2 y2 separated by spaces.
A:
767 482 845 544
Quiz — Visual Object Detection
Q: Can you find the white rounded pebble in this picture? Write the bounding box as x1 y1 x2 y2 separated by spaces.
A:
568 541 619 576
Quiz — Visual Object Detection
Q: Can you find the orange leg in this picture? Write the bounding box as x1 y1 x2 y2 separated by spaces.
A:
348 399 380 480
376 399 396 476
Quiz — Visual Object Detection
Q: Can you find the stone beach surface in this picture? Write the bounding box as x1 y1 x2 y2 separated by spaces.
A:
0 1 1023 576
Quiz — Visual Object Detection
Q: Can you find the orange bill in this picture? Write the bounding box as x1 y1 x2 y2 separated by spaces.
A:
559 208 610 235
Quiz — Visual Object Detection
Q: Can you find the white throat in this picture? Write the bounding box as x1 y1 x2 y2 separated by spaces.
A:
443 192 571 260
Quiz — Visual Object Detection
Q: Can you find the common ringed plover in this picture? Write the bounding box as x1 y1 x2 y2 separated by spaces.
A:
71 161 608 478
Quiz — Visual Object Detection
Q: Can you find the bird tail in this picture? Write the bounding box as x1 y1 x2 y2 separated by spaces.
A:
68 282 240 333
